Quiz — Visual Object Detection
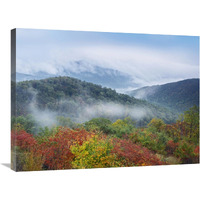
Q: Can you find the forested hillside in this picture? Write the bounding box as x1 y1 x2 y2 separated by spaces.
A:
129 79 199 113
11 76 199 171
13 76 176 127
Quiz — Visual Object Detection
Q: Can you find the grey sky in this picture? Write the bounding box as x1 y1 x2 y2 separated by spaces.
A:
16 28 199 87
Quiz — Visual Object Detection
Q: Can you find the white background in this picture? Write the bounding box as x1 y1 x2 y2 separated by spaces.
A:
0 0 199 199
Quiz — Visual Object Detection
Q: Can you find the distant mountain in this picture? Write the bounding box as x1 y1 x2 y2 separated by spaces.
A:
64 65 137 89
16 72 53 82
129 79 199 113
16 60 139 90
14 76 177 126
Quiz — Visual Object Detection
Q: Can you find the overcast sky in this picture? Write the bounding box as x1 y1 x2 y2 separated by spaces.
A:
16 28 199 87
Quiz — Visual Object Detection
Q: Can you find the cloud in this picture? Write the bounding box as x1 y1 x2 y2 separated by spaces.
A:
78 102 148 123
16 43 199 88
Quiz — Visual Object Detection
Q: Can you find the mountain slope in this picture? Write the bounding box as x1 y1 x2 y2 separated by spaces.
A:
14 76 177 126
129 79 199 113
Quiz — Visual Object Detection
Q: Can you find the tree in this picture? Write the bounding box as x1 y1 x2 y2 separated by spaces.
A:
148 118 165 132
183 105 199 140
112 117 135 137
84 117 112 133
11 114 37 134
56 116 74 128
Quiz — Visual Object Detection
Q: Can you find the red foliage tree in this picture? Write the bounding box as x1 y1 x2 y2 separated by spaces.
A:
11 129 37 151
165 140 179 155
112 138 164 166
38 128 95 170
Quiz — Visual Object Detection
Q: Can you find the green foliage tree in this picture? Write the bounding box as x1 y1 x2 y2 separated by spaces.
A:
84 118 112 133
175 141 197 164
111 117 135 137
148 118 165 132
11 114 37 134
56 116 74 128
183 105 199 140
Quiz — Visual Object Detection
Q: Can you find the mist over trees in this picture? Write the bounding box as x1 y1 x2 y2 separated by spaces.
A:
11 76 199 171
12 76 177 130
11 105 199 171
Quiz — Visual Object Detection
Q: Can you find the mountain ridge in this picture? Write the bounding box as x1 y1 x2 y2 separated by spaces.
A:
129 78 199 113
14 76 177 126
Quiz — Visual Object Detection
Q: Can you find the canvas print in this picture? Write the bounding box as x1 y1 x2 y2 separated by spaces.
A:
11 29 199 171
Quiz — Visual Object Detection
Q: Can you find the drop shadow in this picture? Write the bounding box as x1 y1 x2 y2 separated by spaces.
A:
1 163 11 168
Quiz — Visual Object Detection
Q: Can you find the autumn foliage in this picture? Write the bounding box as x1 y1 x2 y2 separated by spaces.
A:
11 129 37 151
11 127 165 171
11 106 199 171
112 138 164 166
